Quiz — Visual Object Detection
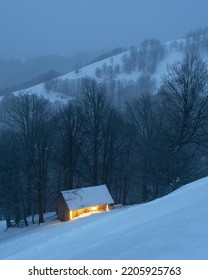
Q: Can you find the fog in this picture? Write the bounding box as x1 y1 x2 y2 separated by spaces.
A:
1 0 208 59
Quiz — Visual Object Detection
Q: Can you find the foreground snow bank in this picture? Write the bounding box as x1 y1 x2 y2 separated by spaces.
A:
0 177 208 259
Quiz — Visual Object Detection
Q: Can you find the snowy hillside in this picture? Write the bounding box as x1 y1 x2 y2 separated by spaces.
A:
1 29 208 104
12 51 132 102
0 176 208 260
9 44 184 103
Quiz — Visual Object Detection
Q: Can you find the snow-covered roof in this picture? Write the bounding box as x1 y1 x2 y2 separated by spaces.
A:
61 185 114 210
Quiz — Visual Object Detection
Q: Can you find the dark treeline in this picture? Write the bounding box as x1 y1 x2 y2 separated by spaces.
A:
1 54 208 228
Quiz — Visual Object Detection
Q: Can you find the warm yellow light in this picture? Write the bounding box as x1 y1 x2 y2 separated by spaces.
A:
69 205 108 221
69 211 73 220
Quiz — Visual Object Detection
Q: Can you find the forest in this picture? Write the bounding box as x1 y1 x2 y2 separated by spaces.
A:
0 51 208 228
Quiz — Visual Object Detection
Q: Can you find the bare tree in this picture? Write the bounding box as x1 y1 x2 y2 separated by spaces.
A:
160 54 208 188
0 130 22 228
55 101 82 190
6 92 53 224
161 54 208 151
80 78 111 185
79 78 128 203
138 39 165 74
127 93 164 201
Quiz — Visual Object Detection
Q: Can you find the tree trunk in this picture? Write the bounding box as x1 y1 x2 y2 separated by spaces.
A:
5 208 11 229
38 182 45 224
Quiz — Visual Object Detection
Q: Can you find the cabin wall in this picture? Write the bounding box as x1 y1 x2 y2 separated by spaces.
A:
57 194 71 221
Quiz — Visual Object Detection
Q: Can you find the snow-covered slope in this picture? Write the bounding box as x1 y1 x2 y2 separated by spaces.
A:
9 46 184 104
12 52 130 102
0 32 207 105
0 176 208 260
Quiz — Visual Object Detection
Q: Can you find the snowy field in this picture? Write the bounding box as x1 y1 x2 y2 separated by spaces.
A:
0 177 208 260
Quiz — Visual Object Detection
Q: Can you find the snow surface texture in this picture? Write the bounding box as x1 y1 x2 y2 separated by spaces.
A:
0 177 208 260
62 184 114 210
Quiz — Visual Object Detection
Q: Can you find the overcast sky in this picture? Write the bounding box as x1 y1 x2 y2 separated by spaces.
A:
0 0 208 59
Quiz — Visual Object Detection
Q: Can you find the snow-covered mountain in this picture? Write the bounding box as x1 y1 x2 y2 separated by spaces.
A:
1 28 208 106
0 31 207 107
0 176 208 259
3 41 185 104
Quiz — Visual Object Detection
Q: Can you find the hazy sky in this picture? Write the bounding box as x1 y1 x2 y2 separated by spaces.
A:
1 0 208 59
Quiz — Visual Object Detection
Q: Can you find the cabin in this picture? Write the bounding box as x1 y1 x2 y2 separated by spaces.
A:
56 184 114 221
